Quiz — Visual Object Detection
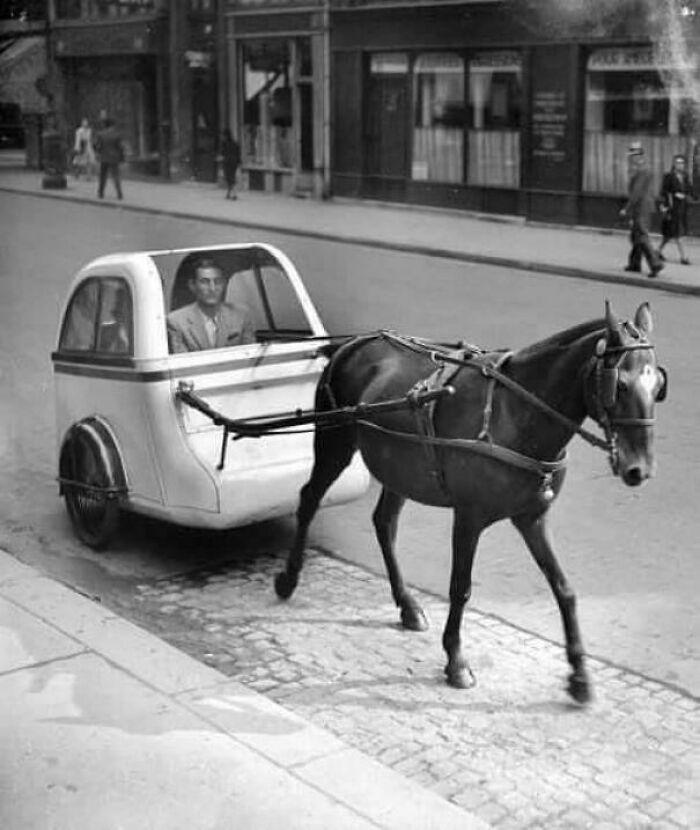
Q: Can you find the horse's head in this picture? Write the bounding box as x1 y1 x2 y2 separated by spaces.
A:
587 301 667 486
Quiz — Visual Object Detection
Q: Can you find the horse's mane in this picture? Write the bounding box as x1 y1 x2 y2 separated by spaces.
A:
514 318 605 360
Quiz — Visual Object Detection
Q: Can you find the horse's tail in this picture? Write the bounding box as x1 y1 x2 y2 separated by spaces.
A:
315 332 380 411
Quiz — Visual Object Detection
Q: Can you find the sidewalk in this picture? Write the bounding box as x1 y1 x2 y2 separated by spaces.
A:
1 165 700 297
0 550 487 830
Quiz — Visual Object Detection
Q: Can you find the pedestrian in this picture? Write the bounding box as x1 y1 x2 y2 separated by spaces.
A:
619 142 664 278
94 116 125 200
72 117 96 180
658 154 695 265
220 128 241 200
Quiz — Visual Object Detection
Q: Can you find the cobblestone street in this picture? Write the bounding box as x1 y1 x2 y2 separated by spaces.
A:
120 548 699 829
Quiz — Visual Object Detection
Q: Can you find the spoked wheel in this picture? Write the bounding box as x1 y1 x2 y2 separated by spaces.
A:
63 432 120 550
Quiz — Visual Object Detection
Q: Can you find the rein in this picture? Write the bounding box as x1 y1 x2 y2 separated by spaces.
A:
378 329 657 477
379 331 611 452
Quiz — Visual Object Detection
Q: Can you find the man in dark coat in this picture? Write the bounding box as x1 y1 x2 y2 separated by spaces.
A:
94 117 125 200
619 142 664 278
167 258 256 353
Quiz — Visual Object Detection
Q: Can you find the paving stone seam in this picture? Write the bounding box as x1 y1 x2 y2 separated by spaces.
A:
0 648 90 678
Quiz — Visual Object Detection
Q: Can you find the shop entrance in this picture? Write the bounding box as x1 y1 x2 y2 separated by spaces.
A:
366 53 409 183
191 67 218 182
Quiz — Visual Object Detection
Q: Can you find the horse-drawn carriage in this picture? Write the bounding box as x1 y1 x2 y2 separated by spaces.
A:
52 243 370 549
54 243 668 702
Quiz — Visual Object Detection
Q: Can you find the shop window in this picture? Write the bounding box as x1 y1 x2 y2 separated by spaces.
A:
411 53 464 183
584 47 694 194
242 40 294 170
468 51 522 188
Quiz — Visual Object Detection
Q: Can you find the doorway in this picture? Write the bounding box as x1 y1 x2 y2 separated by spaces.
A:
366 53 410 183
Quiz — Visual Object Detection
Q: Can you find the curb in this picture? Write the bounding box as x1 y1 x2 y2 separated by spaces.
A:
3 182 700 298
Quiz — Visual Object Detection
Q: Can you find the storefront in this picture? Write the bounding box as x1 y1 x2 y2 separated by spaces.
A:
53 16 165 175
224 1 329 197
330 1 700 230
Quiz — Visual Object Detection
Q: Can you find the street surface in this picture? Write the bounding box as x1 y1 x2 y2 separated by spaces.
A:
0 189 698 826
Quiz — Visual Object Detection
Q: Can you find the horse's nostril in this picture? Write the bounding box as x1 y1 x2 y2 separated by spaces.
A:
624 467 644 487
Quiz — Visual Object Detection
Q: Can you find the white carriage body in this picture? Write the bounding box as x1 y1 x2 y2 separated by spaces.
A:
52 243 369 533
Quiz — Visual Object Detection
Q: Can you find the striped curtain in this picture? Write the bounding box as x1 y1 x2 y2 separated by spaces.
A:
467 130 520 187
411 127 463 183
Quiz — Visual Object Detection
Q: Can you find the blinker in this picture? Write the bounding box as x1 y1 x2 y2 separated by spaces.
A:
657 366 668 402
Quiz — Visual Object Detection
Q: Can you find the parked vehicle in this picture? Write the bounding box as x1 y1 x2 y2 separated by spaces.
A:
53 243 369 548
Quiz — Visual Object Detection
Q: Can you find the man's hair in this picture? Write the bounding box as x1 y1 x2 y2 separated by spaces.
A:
194 257 221 274
674 154 686 163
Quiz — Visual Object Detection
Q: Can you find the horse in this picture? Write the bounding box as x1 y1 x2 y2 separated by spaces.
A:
274 301 667 703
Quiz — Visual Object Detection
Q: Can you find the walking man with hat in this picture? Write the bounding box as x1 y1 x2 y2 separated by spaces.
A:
619 141 664 278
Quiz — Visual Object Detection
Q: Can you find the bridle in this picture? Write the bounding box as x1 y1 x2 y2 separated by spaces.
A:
583 335 666 474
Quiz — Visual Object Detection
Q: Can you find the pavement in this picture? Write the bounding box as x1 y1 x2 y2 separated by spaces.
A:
0 159 699 297
0 550 485 830
0 159 699 828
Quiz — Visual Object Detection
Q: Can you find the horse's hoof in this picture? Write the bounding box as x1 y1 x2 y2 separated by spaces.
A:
400 604 429 631
444 664 476 690
567 672 592 705
274 571 297 600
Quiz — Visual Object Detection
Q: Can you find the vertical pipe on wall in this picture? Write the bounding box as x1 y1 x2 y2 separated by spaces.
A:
168 1 181 179
322 0 331 198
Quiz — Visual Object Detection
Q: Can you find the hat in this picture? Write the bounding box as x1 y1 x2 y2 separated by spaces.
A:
628 141 644 156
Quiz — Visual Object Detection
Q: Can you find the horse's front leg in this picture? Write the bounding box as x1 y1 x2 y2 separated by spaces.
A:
373 487 428 631
442 508 480 689
511 510 591 704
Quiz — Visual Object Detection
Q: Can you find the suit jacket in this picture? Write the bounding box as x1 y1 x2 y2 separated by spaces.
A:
95 125 125 165
624 167 656 231
167 302 256 353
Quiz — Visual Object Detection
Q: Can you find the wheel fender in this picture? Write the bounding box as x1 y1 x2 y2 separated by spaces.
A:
59 416 128 497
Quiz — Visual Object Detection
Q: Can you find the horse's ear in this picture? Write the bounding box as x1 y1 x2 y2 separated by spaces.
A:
634 302 653 335
605 300 623 341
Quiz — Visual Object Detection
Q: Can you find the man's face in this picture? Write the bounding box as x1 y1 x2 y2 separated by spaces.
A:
191 266 227 309
674 157 686 173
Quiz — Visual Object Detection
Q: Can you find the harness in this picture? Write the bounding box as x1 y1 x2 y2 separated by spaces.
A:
176 325 662 497
368 328 658 501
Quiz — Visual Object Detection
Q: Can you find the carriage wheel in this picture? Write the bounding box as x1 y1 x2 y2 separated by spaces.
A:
63 434 120 550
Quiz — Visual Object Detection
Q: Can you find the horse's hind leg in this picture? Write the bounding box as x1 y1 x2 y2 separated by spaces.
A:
373 488 428 631
511 511 591 704
275 424 356 600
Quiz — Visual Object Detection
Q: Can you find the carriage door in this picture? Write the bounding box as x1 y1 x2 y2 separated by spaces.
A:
366 53 410 199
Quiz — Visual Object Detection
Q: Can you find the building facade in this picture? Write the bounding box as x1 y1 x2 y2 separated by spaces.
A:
329 0 700 230
20 0 700 229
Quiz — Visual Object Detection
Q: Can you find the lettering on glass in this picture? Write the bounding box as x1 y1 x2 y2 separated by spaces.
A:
532 91 568 162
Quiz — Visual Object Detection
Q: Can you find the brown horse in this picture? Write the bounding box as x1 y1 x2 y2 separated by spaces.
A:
274 302 667 703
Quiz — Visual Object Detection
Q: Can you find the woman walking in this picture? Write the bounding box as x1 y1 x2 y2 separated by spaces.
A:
73 117 96 180
658 154 695 265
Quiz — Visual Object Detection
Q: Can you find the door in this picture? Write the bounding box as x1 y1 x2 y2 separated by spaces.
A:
191 68 218 182
366 53 410 182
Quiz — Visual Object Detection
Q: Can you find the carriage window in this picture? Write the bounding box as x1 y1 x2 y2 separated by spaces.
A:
96 279 133 356
60 278 133 355
226 265 312 337
60 279 100 351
